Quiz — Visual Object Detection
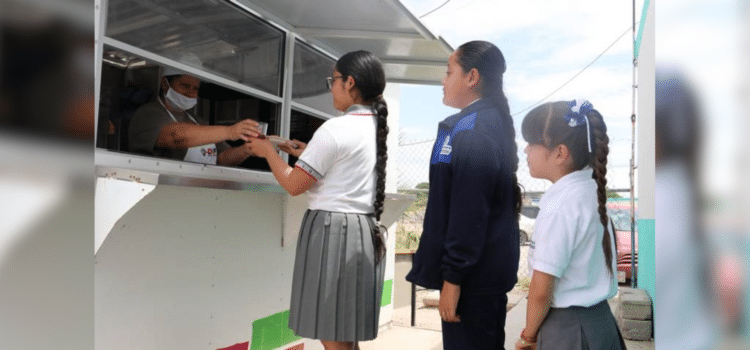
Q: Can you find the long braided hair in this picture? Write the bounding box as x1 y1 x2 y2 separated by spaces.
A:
335 51 388 263
521 101 614 276
455 41 522 216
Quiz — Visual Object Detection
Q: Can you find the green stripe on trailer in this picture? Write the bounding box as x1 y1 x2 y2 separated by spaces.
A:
250 310 301 350
381 279 393 307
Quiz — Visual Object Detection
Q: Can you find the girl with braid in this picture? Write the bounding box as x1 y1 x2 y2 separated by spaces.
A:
406 40 522 349
515 100 626 350
247 50 388 350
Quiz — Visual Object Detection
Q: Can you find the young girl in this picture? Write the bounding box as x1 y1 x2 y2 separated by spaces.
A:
247 51 388 350
406 40 521 350
515 100 626 350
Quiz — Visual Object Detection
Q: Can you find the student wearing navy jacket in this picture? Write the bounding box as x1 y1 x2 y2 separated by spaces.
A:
406 41 521 350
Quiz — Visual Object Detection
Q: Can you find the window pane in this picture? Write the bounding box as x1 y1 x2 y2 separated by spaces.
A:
106 0 284 95
292 41 338 116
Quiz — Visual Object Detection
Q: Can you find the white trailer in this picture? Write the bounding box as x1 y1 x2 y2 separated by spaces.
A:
94 1 451 349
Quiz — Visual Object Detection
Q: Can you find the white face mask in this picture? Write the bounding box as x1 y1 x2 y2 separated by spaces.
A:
165 85 197 111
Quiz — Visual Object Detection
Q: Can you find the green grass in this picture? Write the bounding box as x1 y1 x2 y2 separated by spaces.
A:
395 224 421 250
395 188 429 250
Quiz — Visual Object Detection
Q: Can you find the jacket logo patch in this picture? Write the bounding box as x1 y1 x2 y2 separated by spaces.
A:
440 136 452 155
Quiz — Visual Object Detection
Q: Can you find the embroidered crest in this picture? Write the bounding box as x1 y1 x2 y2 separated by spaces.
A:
440 136 452 155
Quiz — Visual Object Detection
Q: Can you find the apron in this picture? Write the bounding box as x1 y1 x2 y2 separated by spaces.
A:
158 98 217 165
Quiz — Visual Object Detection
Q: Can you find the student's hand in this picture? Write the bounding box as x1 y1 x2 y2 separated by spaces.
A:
279 139 306 158
515 338 536 350
246 136 276 159
227 119 261 141
439 280 461 323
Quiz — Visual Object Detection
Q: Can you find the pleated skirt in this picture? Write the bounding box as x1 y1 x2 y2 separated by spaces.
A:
537 299 627 350
288 210 386 342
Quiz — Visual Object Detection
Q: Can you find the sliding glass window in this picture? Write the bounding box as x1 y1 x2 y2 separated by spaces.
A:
106 0 284 96
292 40 338 116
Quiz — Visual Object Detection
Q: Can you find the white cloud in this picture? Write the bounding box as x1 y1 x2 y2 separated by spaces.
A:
409 0 635 55
507 66 633 121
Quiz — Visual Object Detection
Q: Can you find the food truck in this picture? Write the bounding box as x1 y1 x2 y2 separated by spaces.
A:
94 0 452 349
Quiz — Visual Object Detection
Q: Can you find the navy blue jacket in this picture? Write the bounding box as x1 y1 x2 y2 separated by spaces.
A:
405 99 520 296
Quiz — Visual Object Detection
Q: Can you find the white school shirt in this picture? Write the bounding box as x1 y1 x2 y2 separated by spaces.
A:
295 104 377 214
527 168 618 308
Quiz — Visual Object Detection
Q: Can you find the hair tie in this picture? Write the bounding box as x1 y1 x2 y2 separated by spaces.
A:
564 99 594 153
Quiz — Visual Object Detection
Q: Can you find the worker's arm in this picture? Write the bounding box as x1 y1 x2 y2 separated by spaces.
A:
217 142 256 166
156 119 260 149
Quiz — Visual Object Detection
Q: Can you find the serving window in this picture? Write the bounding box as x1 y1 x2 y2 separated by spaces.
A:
96 0 345 181
96 48 279 172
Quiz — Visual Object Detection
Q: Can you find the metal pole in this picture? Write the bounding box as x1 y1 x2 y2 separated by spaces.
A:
411 252 416 327
630 0 638 289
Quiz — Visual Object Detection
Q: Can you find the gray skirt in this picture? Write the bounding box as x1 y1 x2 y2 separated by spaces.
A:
538 300 627 350
288 210 386 342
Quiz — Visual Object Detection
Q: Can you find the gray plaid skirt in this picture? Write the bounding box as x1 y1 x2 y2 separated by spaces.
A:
538 299 627 350
288 210 386 342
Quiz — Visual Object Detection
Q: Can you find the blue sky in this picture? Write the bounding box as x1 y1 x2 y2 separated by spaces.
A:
395 0 645 191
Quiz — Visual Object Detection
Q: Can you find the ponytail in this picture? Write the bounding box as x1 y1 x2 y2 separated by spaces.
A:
457 40 523 217
372 95 388 263
485 78 522 217
587 110 613 276
334 50 388 264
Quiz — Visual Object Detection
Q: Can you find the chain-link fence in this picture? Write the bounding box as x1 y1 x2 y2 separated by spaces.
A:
394 136 633 286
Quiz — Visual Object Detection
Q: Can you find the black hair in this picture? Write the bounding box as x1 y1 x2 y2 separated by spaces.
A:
655 70 701 168
521 101 613 276
335 50 388 263
455 40 522 216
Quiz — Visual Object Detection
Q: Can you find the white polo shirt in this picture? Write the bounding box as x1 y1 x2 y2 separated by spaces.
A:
295 105 377 214
528 168 618 308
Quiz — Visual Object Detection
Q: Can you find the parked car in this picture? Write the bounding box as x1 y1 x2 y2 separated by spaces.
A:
519 213 535 246
521 205 540 219
608 201 638 283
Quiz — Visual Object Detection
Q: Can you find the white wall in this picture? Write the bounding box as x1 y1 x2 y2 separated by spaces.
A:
96 185 301 349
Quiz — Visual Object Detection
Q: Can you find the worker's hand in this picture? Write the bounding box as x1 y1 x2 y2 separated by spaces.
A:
246 136 276 159
226 119 261 141
278 139 306 158
238 142 257 158
439 280 461 323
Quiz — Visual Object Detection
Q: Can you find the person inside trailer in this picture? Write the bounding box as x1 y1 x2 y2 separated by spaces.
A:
128 52 262 166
